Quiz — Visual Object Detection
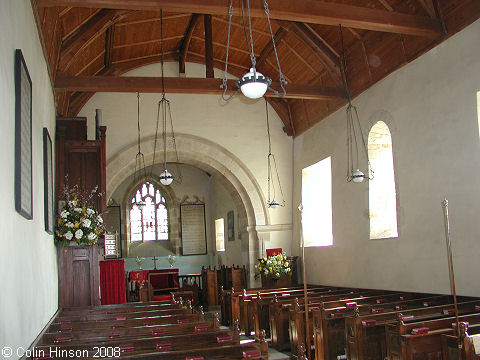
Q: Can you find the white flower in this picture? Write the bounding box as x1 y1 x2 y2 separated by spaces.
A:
68 200 77 207
75 229 83 239
97 215 103 223
65 231 73 240
66 222 74 228
74 208 82 213
81 218 92 228
60 210 69 219
86 208 95 216
88 232 97 241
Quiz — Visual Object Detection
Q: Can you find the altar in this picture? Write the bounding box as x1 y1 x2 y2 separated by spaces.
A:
129 268 180 300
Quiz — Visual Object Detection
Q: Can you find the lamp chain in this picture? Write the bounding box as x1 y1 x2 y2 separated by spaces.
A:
221 0 285 100
221 0 239 101
264 0 287 97
160 9 166 98
340 25 373 182
134 92 146 183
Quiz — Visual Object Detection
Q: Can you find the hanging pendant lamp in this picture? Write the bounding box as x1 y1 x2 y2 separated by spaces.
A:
133 92 147 209
152 10 182 186
221 0 287 101
265 98 285 208
340 25 373 183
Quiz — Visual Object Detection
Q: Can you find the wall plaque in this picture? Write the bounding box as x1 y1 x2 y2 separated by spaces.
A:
180 203 207 255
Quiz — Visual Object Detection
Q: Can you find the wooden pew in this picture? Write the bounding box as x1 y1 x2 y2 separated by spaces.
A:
41 319 216 345
346 299 479 360
33 314 268 360
286 291 421 356
36 329 237 358
442 322 480 360
235 285 344 334
385 310 480 360
60 300 175 315
48 311 201 333
269 289 397 351
305 293 450 359
220 285 326 326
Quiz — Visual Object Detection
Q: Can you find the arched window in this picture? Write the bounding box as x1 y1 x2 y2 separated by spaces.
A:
368 121 398 239
129 182 168 242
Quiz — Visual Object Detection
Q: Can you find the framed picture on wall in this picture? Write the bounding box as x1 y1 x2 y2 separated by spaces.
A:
15 49 33 220
43 128 54 234
227 210 234 241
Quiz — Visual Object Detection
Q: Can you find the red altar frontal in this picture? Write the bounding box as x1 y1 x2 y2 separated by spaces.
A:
129 268 180 292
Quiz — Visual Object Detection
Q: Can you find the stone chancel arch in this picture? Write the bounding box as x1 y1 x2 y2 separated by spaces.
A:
107 133 269 283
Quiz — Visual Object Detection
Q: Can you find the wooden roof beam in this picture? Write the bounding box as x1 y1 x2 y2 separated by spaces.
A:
416 0 436 18
55 75 346 100
104 24 115 69
37 0 443 37
59 9 126 71
285 22 343 86
204 14 214 78
256 27 287 68
179 14 201 76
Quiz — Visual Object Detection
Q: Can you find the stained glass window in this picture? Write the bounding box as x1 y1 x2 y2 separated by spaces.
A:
129 182 168 242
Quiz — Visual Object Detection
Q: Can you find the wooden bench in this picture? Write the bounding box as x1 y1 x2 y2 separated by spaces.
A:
345 299 479 360
309 293 453 360
385 309 480 360
268 289 396 351
233 285 342 334
442 323 480 360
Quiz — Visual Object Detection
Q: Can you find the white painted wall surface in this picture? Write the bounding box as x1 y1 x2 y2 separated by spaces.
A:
293 19 480 296
0 1 58 357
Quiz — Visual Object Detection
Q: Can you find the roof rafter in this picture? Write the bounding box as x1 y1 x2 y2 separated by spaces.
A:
178 14 201 76
256 27 287 69
285 22 343 86
59 9 127 71
37 0 443 37
55 75 347 100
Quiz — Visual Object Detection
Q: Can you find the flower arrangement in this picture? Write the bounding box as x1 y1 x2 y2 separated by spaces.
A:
254 253 291 280
135 256 145 269
55 183 104 246
167 254 176 268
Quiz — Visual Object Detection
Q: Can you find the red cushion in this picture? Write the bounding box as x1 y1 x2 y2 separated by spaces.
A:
153 295 172 301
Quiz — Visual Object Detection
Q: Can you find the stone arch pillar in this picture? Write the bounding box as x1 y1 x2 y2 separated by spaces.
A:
106 133 268 285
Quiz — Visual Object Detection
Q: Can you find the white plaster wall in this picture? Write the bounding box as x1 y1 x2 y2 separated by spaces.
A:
78 62 293 253
293 19 480 296
0 1 58 357
211 177 243 266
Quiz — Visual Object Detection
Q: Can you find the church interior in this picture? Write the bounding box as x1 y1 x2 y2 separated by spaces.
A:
2 0 480 359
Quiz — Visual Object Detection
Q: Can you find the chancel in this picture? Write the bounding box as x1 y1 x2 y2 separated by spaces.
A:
2 1 480 359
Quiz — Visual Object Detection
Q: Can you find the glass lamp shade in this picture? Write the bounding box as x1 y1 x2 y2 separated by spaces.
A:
237 68 271 99
352 169 365 183
159 169 174 186
268 199 280 208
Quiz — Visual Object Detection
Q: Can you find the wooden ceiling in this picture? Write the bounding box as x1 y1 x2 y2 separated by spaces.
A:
34 0 480 136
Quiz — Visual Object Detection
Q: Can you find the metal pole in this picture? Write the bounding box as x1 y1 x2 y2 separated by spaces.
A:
442 199 462 349
298 204 311 359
